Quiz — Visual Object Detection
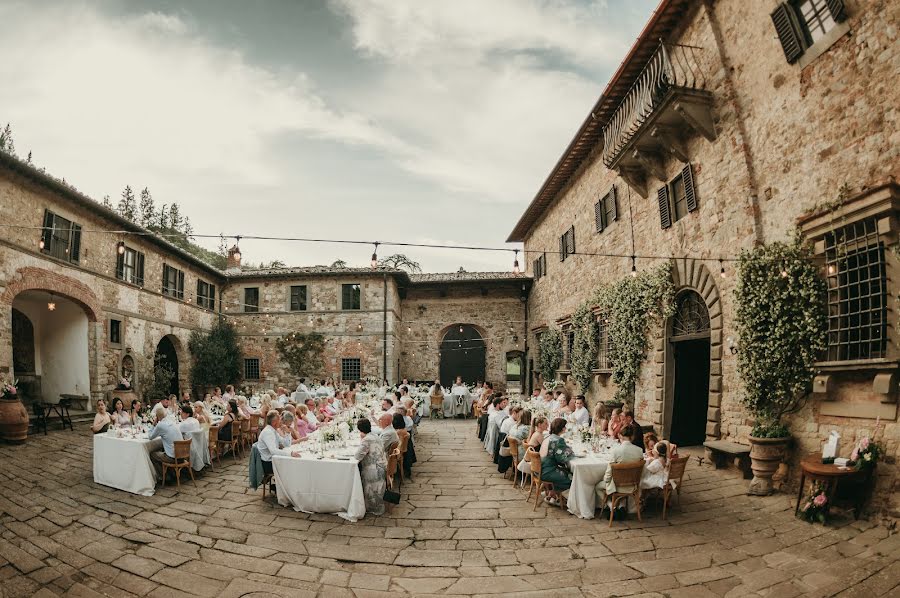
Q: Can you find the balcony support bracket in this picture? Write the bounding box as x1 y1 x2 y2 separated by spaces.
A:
674 100 716 142
617 167 648 199
650 126 689 162
632 149 667 183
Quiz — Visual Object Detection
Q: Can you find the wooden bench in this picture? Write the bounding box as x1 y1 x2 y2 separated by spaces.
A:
703 440 752 479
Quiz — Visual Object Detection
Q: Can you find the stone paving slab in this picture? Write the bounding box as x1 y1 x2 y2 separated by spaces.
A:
0 420 896 596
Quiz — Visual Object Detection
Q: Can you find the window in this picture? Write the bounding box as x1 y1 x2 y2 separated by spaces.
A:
162 264 185 299
244 288 259 313
597 316 611 371
116 246 145 286
244 358 260 380
657 163 697 229
341 357 361 381
342 284 361 310
559 225 575 261
532 253 547 280
561 326 574 368
40 210 81 263
771 0 846 64
109 319 121 345
824 217 887 362
594 187 618 233
197 280 216 310
290 285 308 311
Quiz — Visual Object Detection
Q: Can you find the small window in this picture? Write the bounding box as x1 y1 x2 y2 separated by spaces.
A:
290 285 308 311
41 210 82 263
559 226 575 261
794 0 838 45
116 246 145 287
671 174 689 222
597 316 610 371
771 1 846 64
244 358 260 380
342 284 361 310
109 319 121 345
244 288 259 313
594 187 618 233
197 280 216 310
162 264 185 300
341 357 361 381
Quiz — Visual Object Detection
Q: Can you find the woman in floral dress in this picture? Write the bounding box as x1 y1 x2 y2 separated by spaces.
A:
540 417 575 504
355 418 387 516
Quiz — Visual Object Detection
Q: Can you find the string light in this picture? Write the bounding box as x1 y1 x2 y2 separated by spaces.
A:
117 240 126 255
371 242 379 269
38 236 45 250
47 293 56 311
233 235 242 261
630 256 637 277
512 249 520 275
720 260 726 278
827 263 835 275
781 268 789 278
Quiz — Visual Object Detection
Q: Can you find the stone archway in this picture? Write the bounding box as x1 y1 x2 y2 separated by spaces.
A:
154 335 184 397
650 259 724 441
438 324 486 387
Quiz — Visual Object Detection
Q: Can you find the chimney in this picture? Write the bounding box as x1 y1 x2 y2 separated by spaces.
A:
226 245 242 274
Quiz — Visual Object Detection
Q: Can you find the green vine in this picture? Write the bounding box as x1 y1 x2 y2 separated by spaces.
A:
538 327 563 384
735 236 827 436
593 263 675 404
571 302 599 391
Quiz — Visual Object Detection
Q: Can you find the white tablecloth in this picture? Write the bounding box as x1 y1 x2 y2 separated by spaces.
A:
273 452 366 522
447 390 471 417
567 454 611 519
93 433 160 496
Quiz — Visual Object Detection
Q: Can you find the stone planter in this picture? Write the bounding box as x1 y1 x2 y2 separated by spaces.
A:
0 397 29 443
748 435 791 496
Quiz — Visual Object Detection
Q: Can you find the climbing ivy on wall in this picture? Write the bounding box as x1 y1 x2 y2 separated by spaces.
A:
538 327 563 385
570 302 599 392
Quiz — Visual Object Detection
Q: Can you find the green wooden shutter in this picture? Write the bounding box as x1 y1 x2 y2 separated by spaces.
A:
567 225 575 256
115 251 125 280
41 210 54 253
771 3 804 63
825 0 847 23
136 252 145 287
177 269 185 299
683 163 697 213
657 186 672 229
609 186 618 221
70 223 82 262
594 199 605 232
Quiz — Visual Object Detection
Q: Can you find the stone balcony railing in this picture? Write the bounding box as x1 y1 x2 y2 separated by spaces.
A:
601 41 716 196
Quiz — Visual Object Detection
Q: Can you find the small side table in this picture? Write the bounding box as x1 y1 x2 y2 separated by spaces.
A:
45 398 74 431
795 454 868 520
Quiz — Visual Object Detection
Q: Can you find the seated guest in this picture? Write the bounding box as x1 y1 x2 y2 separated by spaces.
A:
346 382 358 405
92 400 112 434
497 406 522 473
318 399 334 422
237 396 255 419
111 397 131 427
516 414 547 478
218 400 240 442
203 393 218 413
178 404 200 439
597 424 644 504
500 406 522 437
181 390 191 406
295 405 317 438
607 408 623 438
275 387 289 406
643 432 659 458
542 390 555 406
259 394 273 420
592 404 609 435
129 399 144 426
259 411 292 487
641 442 671 491
148 405 181 476
622 408 644 450
378 413 400 455
570 395 590 426
193 401 212 428
554 391 569 412
156 395 175 419
279 411 302 444
303 399 320 425
354 418 387 516
531 388 541 399
212 387 224 405
540 418 575 504
393 412 415 477
402 399 417 430
381 397 396 414
223 384 236 403
657 439 678 458
513 410 532 441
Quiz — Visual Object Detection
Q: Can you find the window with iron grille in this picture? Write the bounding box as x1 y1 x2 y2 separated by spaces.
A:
824 217 887 361
341 357 361 381
342 284 361 310
162 264 185 299
562 326 574 368
244 358 260 380
109 319 121 345
244 287 259 312
41 210 82 263
116 246 145 287
197 280 216 310
597 316 611 371
595 187 618 233
290 285 308 311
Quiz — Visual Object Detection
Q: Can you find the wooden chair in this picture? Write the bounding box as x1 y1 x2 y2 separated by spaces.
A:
240 418 252 451
662 456 689 520
386 443 400 490
608 460 645 527
473 403 482 433
225 420 243 460
506 436 521 484
429 395 443 419
248 415 260 443
525 448 552 510
207 425 221 469
162 439 196 490
261 472 274 499
397 429 410 485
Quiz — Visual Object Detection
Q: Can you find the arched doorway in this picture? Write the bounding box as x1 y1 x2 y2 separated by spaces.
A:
154 336 180 397
505 350 524 392
439 324 486 387
668 290 711 446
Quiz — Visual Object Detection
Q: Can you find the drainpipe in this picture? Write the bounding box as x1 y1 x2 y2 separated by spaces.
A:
523 282 530 395
383 273 388 382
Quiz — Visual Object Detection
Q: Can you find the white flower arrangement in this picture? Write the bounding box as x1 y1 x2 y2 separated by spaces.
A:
322 426 346 444
209 403 225 416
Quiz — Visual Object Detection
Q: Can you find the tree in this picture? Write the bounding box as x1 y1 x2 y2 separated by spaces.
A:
331 259 348 268
102 195 113 209
259 260 286 269
188 319 243 390
139 187 155 227
0 123 15 155
275 332 325 379
379 254 422 273
169 202 182 231
118 186 137 221
157 203 168 229
140 355 176 405
182 216 194 239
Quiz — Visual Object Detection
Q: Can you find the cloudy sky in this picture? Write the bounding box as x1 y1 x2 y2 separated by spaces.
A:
1 0 655 272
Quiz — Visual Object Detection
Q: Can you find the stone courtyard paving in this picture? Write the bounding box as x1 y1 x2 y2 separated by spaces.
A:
0 420 897 598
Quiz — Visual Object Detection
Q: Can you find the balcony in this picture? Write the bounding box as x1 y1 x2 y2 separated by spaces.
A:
601 42 716 197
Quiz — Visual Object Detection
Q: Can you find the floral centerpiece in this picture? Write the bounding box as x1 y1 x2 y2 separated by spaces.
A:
1 376 18 400
850 437 881 471
209 402 225 417
797 483 829 524
542 378 562 391
322 425 346 444
579 428 594 443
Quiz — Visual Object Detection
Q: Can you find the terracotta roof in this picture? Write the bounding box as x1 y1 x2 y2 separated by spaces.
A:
408 272 531 284
230 265 411 283
506 0 693 242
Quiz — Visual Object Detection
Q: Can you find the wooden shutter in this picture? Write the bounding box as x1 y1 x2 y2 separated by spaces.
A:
771 3 804 63
559 234 566 261
196 280 203 306
162 264 169 293
115 251 125 280
567 225 575 256
825 0 847 23
594 199 605 232
177 269 185 299
70 223 81 263
609 186 618 222
210 285 215 311
136 252 145 287
682 163 697 213
657 186 672 229
541 253 547 277
41 210 54 253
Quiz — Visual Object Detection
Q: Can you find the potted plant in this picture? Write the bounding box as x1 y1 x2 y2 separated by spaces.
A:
0 375 28 442
735 238 827 495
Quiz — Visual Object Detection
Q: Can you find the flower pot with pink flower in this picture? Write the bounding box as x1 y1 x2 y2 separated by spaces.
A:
0 375 29 443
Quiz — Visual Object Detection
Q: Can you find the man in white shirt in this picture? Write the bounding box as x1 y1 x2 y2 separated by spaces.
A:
381 397 396 414
177 404 200 439
597 424 645 507
296 378 309 394
570 396 590 427
148 405 180 477
303 399 319 426
258 411 291 478
378 413 400 455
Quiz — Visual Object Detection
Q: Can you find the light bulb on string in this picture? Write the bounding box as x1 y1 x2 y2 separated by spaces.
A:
233 235 242 261
117 240 125 255
512 249 520 275
371 242 379 269
38 237 45 250
781 268 789 278
47 293 56 311
719 260 726 278
459 325 464 333
630 255 637 277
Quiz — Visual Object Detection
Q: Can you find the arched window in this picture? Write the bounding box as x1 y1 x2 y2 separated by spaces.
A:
671 290 710 338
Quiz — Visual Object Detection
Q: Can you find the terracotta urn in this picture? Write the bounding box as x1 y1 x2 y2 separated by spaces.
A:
748 435 791 496
0 396 29 443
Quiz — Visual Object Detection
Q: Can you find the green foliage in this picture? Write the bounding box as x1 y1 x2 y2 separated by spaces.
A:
570 302 599 391
118 185 137 221
735 237 827 434
275 332 325 378
188 319 243 389
751 423 790 438
379 254 422 273
140 355 175 404
0 123 16 156
538 327 563 384
593 263 675 404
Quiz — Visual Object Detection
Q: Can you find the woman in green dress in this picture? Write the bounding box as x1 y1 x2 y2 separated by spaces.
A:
540 417 575 505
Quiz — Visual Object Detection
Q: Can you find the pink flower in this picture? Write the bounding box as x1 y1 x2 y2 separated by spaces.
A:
8 387 15 395
851 448 859 461
813 493 827 507
860 438 870 450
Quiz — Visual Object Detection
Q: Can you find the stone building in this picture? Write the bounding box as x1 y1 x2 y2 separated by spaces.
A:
508 0 899 514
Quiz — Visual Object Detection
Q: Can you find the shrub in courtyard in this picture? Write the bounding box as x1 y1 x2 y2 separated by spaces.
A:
188 318 243 390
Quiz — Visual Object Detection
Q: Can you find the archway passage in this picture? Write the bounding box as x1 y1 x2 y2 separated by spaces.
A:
669 290 711 446
505 350 524 392
155 336 180 397
439 325 486 388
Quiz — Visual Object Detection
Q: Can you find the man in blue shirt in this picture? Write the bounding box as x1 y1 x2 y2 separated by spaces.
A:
148 404 181 479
